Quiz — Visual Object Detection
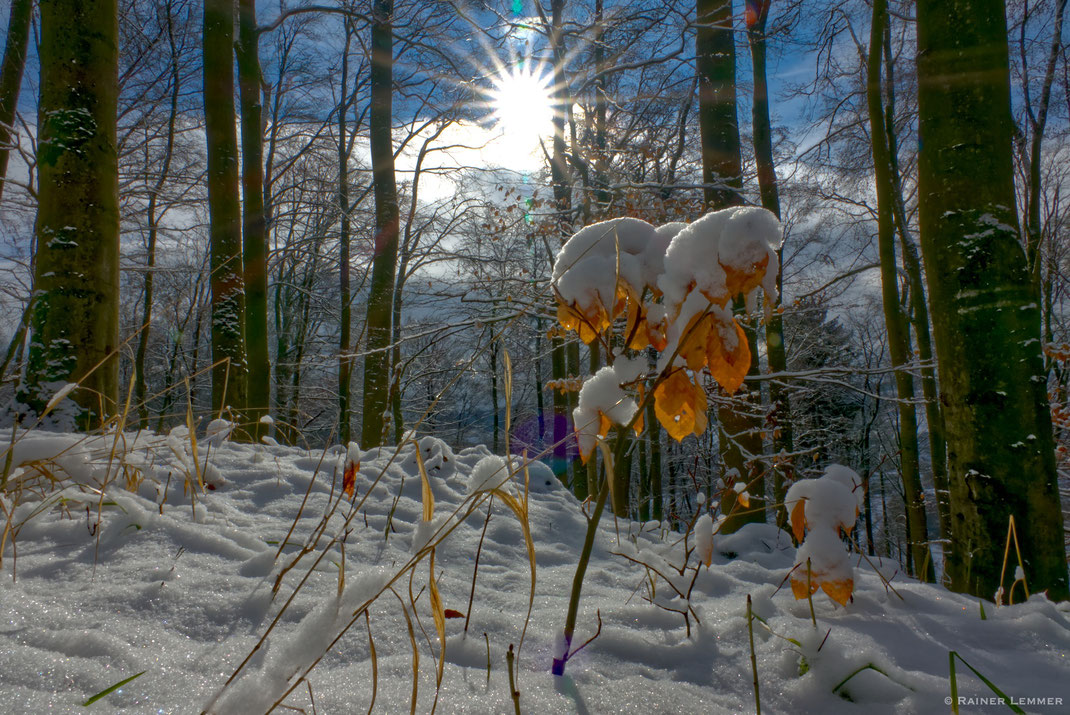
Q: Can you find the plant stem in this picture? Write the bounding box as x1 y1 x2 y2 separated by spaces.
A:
507 643 521 715
552 465 611 676
747 594 761 715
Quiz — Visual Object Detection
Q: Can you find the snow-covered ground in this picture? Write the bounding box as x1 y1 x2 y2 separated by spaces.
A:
0 429 1067 713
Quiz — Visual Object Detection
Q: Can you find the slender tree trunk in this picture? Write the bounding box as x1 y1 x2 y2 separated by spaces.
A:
647 389 663 521
136 3 181 427
867 0 933 581
696 0 743 208
877 21 952 555
361 0 400 448
549 0 575 489
337 24 355 445
23 0 120 428
238 0 270 438
1023 0 1067 289
491 340 500 453
747 0 793 528
578 341 600 501
916 0 1068 600
204 0 248 418
697 0 764 531
0 0 32 202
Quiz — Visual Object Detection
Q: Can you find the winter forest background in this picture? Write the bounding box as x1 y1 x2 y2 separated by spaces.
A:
2 0 1070 641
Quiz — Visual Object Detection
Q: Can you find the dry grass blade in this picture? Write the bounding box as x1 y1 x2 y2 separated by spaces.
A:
184 378 202 490
428 549 446 712
393 588 420 715
414 445 434 523
489 480 536 655
365 611 377 715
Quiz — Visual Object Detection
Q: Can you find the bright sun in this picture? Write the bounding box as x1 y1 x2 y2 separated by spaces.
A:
488 63 554 156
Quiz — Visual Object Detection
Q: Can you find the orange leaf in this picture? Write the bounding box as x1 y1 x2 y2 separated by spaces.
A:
632 409 644 437
707 318 751 395
679 312 712 371
790 500 807 542
790 576 817 600
654 370 706 442
820 578 854 607
343 460 358 498
625 300 650 350
722 253 769 297
646 315 668 351
737 489 750 508
598 412 612 440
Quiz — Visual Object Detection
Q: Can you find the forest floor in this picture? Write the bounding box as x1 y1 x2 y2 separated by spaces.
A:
0 429 1067 714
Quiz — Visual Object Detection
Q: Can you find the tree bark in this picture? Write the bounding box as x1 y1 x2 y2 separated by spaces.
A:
23 0 120 428
697 0 764 531
360 0 400 448
336 20 356 444
204 0 248 418
0 0 32 202
867 0 933 581
697 0 743 208
916 0 1068 599
238 0 270 438
549 0 576 490
882 26 952 552
746 0 793 529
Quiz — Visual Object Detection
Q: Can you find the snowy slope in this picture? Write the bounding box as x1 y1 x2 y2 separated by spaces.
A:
0 431 1067 713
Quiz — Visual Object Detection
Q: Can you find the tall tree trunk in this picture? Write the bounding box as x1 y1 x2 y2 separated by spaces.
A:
647 387 663 521
746 0 793 529
883 32 952 552
697 0 764 531
549 0 575 489
491 339 500 453
337 23 355 445
1023 0 1068 289
204 0 248 418
0 0 32 202
916 0 1068 600
867 0 933 581
23 0 120 428
238 0 270 438
360 0 400 448
136 2 181 427
697 0 743 208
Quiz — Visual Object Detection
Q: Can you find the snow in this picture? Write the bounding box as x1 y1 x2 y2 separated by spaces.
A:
468 454 510 493
659 206 781 314
0 432 1067 713
572 364 640 458
551 217 669 311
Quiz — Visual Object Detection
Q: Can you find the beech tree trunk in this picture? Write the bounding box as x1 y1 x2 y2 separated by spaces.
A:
360 0 400 448
23 0 120 428
203 0 248 418
867 0 933 581
746 0 793 529
549 0 576 490
0 0 31 202
698 0 764 531
238 0 271 438
916 0 1068 600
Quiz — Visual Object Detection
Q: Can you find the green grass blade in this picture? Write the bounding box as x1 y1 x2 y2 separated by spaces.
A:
82 670 146 707
949 651 1025 714
949 651 958 714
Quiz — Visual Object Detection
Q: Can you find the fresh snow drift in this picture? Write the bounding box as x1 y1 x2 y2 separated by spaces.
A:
0 430 1067 713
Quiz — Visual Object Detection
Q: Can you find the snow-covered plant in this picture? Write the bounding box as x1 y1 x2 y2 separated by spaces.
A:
549 206 782 675
554 208 780 450
784 464 863 606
